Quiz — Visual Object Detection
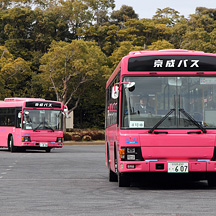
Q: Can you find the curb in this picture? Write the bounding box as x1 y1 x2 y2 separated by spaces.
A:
63 141 105 145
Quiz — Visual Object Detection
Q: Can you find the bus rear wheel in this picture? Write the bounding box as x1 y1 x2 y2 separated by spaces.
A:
118 172 130 187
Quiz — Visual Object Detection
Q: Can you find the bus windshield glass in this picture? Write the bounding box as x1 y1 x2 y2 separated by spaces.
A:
121 76 216 129
22 109 63 131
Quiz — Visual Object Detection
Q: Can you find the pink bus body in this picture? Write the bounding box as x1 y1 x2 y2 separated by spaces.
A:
105 49 216 187
0 98 66 152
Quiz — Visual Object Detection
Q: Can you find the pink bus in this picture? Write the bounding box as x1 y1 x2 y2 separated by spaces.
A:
0 98 67 152
105 49 216 187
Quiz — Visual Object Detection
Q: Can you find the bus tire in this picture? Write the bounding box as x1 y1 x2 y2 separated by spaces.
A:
109 168 118 182
108 143 117 182
9 136 16 153
8 136 11 151
118 172 130 187
46 148 51 153
207 174 216 187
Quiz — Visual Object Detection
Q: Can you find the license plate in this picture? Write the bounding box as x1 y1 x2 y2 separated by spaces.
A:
168 162 189 173
40 142 48 147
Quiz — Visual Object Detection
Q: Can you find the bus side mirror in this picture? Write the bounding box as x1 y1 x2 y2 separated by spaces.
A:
18 111 22 119
125 82 135 92
64 106 69 118
112 85 119 99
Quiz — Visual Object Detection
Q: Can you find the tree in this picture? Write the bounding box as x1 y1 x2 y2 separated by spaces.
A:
84 0 115 25
153 7 182 26
31 7 71 53
0 46 32 98
181 28 216 53
147 39 174 50
111 5 138 23
3 7 35 60
82 23 119 56
195 7 216 20
116 18 173 48
109 41 143 72
187 13 216 33
170 17 188 48
39 40 110 113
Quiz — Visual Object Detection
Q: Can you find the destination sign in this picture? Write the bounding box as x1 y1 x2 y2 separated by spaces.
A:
26 102 61 108
128 55 216 71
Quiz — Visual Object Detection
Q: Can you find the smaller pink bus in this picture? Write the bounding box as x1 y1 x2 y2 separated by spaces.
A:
0 98 68 152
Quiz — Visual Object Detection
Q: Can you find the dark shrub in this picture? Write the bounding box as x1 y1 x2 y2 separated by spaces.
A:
71 134 82 141
63 133 72 141
82 135 92 141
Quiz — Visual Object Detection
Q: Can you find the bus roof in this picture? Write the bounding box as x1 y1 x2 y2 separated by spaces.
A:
4 98 46 102
106 49 216 88
128 49 205 56
0 98 62 109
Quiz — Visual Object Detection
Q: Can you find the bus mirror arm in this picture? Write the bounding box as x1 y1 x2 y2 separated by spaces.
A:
114 82 135 90
18 111 22 119
112 82 135 99
63 106 69 118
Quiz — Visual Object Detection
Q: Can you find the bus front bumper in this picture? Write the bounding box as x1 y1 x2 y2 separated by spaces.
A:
21 142 63 148
119 160 216 173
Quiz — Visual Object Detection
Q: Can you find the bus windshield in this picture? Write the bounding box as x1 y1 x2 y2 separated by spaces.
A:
121 76 216 129
22 109 63 131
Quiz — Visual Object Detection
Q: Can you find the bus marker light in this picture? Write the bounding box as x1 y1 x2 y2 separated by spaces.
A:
22 136 31 142
119 149 125 159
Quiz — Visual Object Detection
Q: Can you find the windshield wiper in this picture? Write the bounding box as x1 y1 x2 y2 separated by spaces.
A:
33 122 43 131
148 109 176 134
179 108 207 133
33 122 55 132
45 123 55 132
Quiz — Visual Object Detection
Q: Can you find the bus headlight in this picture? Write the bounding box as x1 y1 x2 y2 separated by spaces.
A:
120 147 144 161
22 136 31 142
56 137 64 142
127 154 136 160
127 147 136 153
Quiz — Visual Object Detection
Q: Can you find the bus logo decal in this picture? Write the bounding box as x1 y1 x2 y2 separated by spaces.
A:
154 59 199 68
126 138 138 144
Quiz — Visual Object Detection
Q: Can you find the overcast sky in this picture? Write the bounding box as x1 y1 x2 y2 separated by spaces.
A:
114 0 216 19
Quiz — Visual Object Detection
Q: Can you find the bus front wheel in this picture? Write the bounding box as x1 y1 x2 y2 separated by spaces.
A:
9 137 16 153
207 174 216 187
45 148 51 153
109 168 117 182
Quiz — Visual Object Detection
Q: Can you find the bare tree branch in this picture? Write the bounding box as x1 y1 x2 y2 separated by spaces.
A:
49 69 59 101
65 75 91 106
68 86 86 113
1 50 7 59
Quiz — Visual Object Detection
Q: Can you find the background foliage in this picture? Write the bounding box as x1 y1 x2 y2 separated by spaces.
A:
1 1 216 128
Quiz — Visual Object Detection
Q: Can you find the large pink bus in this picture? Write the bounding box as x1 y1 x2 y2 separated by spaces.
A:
0 98 67 152
105 49 216 187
